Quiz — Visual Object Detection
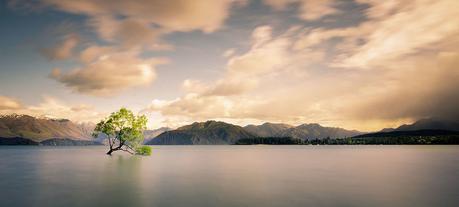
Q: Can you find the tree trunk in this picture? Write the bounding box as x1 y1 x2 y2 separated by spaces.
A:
106 141 129 155
106 144 122 155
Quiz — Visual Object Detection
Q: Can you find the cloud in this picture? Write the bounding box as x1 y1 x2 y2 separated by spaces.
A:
0 96 105 123
142 94 271 127
285 0 459 70
7 0 46 12
87 16 171 50
41 33 79 60
38 0 243 96
50 51 167 96
332 0 459 68
292 27 361 50
43 0 238 33
147 94 229 119
222 48 236 58
341 52 459 121
263 0 339 20
0 96 23 110
9 0 459 131
142 0 459 131
141 25 330 127
153 52 459 130
191 25 321 97
78 45 114 63
26 96 104 122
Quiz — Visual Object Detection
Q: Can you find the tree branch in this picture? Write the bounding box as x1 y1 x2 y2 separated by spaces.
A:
108 135 113 149
125 144 135 152
120 148 134 154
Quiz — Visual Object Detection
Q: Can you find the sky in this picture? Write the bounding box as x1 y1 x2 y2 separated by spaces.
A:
0 0 458 131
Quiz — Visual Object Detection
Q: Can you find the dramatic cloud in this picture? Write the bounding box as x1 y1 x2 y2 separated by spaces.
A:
186 25 321 97
142 25 328 127
284 0 459 70
264 0 339 20
43 0 239 33
41 33 79 60
335 0 459 68
341 52 459 122
262 0 454 70
37 0 244 96
143 0 459 131
50 51 167 96
78 46 114 64
87 16 171 50
4 0 458 130
0 96 23 110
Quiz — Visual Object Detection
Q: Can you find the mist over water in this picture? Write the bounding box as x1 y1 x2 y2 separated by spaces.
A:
1 146 459 207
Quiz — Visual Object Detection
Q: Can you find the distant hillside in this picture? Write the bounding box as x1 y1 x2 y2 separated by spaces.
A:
143 127 171 144
377 118 459 133
5 114 457 146
244 123 293 137
394 118 459 131
354 129 459 138
246 123 361 139
147 121 254 145
235 137 303 145
379 128 396 132
0 114 96 144
350 129 459 144
40 138 101 146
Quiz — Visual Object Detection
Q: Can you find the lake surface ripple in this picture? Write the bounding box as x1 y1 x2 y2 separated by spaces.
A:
1 145 458 207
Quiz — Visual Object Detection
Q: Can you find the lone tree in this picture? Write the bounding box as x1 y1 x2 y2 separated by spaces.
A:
93 108 151 155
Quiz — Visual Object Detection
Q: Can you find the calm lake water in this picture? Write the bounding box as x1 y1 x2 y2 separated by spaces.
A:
1 145 459 207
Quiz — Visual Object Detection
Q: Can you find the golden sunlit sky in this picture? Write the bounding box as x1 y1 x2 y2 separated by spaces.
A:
0 0 458 131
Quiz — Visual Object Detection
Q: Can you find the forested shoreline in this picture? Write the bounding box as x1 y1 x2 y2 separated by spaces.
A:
235 135 459 145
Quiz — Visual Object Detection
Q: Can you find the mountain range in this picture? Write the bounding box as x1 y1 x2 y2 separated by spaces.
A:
147 122 362 145
390 118 459 132
143 127 171 144
244 123 362 139
1 114 458 145
147 121 253 145
0 115 173 145
244 123 293 137
0 114 94 140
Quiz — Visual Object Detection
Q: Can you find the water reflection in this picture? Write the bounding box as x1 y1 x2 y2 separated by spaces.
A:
1 146 459 207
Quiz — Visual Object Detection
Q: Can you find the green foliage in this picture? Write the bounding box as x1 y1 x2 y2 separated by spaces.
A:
93 108 149 155
135 145 152 156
